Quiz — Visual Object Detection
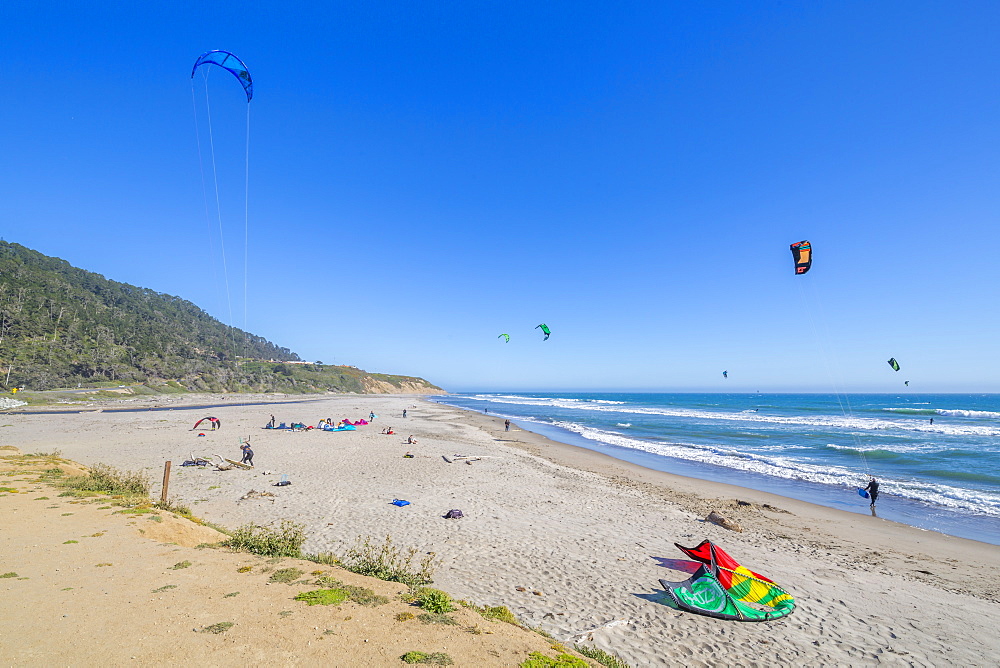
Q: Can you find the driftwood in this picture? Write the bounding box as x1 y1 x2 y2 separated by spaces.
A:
238 489 276 503
706 510 743 532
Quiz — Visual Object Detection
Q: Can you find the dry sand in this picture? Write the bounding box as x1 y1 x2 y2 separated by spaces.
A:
2 394 999 666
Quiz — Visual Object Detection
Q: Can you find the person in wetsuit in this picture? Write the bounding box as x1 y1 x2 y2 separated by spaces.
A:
864 476 880 508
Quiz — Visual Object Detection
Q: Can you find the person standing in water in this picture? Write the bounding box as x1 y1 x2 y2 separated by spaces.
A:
403 409 407 418
864 476 880 508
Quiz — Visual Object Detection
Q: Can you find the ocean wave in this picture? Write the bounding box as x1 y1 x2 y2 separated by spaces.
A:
616 423 631 428
461 394 1000 437
533 420 1000 517
935 409 1000 418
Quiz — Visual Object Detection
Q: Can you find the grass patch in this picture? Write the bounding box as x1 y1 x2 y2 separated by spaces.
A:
34 496 49 500
401 651 454 665
417 613 458 626
89 532 105 538
170 561 192 570
63 540 78 544
199 622 234 634
303 551 339 566
520 653 588 668
0 487 17 493
61 513 73 516
225 521 306 558
62 463 150 498
0 572 17 578
114 507 154 515
96 563 112 567
411 588 455 613
339 535 437 587
223 591 239 598
574 645 631 668
396 612 416 621
152 585 178 593
237 565 253 573
459 601 522 626
208 486 220 491
268 567 304 584
294 589 349 606
314 577 389 606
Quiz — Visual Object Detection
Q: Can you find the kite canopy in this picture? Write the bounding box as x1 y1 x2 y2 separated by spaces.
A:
790 240 812 275
192 417 221 430
535 324 551 340
723 371 728 378
888 358 901 372
191 50 253 101
498 333 510 343
659 540 794 622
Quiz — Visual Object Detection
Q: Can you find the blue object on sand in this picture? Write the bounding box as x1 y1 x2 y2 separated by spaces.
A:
858 488 870 499
391 499 410 507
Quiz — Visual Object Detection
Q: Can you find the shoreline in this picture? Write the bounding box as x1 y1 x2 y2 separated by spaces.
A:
2 392 998 665
431 394 1000 546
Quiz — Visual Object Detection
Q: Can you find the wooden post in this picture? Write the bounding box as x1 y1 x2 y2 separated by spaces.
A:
160 461 171 505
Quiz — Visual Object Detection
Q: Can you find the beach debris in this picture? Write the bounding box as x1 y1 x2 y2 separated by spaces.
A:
238 489 276 503
515 586 526 592
442 509 464 519
706 510 742 532
569 619 630 642
659 540 795 622
532 590 543 596
442 455 452 463
212 454 232 471
274 474 290 487
391 499 411 507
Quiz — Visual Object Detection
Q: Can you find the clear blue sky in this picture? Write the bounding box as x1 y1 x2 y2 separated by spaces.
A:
2 2 998 392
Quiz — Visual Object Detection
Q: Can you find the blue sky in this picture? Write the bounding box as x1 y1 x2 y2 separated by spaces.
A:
2 1 998 392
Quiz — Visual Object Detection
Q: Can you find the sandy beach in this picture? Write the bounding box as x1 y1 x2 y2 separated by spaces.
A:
3 393 999 666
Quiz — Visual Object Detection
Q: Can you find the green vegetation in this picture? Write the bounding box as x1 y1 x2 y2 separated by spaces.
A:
268 567 304 584
400 651 454 665
223 591 239 598
225 521 306 558
152 585 178 593
338 535 437 587
62 463 150 498
0 572 17 578
0 240 440 393
313 577 389 606
293 589 350 606
396 612 416 621
459 601 521 626
63 540 78 544
170 561 192 570
199 622 234 634
412 587 456 613
520 653 588 668
574 645 631 668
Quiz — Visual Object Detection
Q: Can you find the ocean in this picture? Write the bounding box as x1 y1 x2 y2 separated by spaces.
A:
431 392 1000 545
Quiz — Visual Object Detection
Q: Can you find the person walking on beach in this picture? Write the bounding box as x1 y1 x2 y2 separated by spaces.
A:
240 441 254 467
369 411 376 422
864 476 880 508
269 414 275 429
403 409 407 418
504 419 510 432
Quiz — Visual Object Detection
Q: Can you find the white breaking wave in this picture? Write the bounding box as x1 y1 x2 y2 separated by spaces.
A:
616 423 632 428
936 409 1000 419
527 419 1000 517
462 394 1000 437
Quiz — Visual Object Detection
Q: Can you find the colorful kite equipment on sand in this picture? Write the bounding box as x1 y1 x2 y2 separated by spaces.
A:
498 333 510 343
658 540 795 622
790 240 812 275
888 358 901 372
191 50 253 101
535 324 551 341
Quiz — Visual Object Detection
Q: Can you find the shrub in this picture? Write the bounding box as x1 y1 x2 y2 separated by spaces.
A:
225 521 306 557
459 601 521 626
339 535 437 587
574 645 631 668
170 561 192 570
63 463 150 497
313 577 390 606
200 622 234 634
417 613 458 626
414 588 455 613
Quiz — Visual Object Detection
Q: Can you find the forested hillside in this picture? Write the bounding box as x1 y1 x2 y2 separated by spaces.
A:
0 242 440 394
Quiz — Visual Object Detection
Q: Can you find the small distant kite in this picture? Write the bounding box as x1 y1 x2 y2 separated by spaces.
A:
887 358 900 372
498 333 510 343
904 380 910 386
535 324 551 341
191 50 253 101
790 241 812 275
723 371 728 378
